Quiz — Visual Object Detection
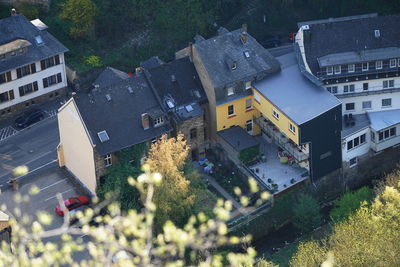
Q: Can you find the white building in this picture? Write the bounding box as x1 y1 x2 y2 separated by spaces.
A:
0 11 68 118
295 13 400 166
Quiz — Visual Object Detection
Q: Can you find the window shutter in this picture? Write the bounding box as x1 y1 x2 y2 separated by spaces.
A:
9 90 14 100
33 81 38 91
41 60 45 70
16 68 22 78
43 78 48 88
31 63 36 73
55 55 60 65
19 86 24 96
57 73 62 83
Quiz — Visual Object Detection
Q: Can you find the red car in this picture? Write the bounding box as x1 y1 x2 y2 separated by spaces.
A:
55 196 90 216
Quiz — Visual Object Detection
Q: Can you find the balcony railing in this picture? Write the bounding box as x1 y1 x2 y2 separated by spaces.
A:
254 116 309 162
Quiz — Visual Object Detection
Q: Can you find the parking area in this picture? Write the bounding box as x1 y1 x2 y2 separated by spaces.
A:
0 166 88 231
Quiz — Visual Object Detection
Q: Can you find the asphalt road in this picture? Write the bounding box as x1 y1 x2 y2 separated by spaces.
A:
0 116 59 187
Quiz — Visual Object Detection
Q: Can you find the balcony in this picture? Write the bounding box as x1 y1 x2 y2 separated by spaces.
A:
254 116 309 162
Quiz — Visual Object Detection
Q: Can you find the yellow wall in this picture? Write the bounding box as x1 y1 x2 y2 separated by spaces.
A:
57 99 97 195
252 88 300 144
216 94 261 135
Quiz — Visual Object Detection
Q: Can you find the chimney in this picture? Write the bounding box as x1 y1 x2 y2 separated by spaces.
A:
240 32 248 44
141 113 149 130
242 23 248 32
11 8 16 16
135 67 143 75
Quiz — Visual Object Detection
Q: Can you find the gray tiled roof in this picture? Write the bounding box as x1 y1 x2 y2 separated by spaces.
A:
300 14 400 75
194 28 280 88
92 66 129 88
0 14 68 73
253 52 341 125
147 57 207 121
218 126 259 152
74 73 172 156
140 56 164 70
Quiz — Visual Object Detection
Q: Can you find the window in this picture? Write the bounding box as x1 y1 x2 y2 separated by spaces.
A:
154 116 164 126
371 132 375 142
0 90 14 103
348 64 355 73
362 101 371 109
40 55 60 70
383 80 394 89
43 73 62 88
228 105 234 116
349 157 357 167
254 92 261 103
345 103 355 111
245 98 252 110
0 71 12 84
343 84 354 93
375 60 383 69
347 140 353 150
362 62 369 71
245 81 252 90
18 82 38 97
246 120 253 132
378 127 396 142
363 83 369 91
190 128 197 140
289 123 296 134
326 66 333 75
382 98 392 107
398 59 400 67
16 63 36 78
272 109 279 120
347 133 367 151
227 87 234 96
326 86 338 94
334 65 341 74
390 59 397 68
104 154 112 167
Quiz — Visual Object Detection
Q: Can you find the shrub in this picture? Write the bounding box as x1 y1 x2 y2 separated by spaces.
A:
84 55 102 67
292 194 322 233
239 145 260 165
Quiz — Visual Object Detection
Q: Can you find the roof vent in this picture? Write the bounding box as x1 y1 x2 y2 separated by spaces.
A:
185 105 194 112
127 86 133 93
11 8 16 16
171 75 176 82
244 51 250 58
374 30 380 38
97 130 110 143
34 35 44 45
166 99 175 109
141 113 150 129
105 94 112 101
240 32 248 44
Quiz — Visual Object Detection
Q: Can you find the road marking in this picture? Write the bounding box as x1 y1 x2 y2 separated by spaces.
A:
40 178 67 191
44 188 73 202
0 126 18 142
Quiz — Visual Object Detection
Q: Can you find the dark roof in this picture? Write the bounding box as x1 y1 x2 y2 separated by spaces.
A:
74 73 172 156
341 113 370 138
301 14 400 75
254 52 341 125
140 56 164 70
218 126 259 152
194 28 280 88
92 67 129 88
148 57 207 121
0 14 68 73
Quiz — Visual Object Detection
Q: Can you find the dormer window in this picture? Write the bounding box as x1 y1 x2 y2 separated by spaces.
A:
34 35 44 45
326 66 333 75
348 64 355 73
376 60 382 70
154 116 164 127
362 62 369 71
227 87 234 96
390 59 396 68
245 81 252 90
334 65 341 74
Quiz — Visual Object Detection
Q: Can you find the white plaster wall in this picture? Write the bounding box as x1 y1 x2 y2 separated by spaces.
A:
0 53 67 110
342 127 371 162
339 91 400 114
371 124 400 152
326 77 400 95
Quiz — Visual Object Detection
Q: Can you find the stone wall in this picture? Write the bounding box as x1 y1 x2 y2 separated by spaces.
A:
175 114 205 160
0 86 67 120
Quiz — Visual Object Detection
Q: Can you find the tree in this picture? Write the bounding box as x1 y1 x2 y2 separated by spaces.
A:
290 240 327 267
330 186 373 223
145 134 211 231
60 0 97 39
0 166 261 266
292 194 322 233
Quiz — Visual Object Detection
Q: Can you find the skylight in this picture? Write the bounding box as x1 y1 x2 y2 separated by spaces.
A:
34 35 44 45
105 94 112 101
244 51 250 58
97 130 110 143
166 100 175 109
127 86 133 93
185 105 194 112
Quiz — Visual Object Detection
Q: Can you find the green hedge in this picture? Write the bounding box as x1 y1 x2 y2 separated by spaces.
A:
239 145 260 165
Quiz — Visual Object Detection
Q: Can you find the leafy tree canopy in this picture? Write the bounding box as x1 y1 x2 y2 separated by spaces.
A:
292 193 322 233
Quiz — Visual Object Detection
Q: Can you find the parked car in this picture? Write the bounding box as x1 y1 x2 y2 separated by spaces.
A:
55 196 90 216
14 109 45 128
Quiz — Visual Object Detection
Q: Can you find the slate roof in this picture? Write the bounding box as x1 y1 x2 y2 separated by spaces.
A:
368 109 400 131
140 56 164 70
300 14 400 75
218 126 259 152
253 52 341 125
0 14 68 73
74 73 172 156
92 67 129 88
194 27 280 88
147 57 207 122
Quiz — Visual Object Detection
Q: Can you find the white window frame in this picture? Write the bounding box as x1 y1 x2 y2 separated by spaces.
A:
289 123 296 134
334 65 341 74
227 87 234 96
362 62 369 71
154 116 164 126
245 98 252 110
362 101 372 110
254 92 261 103
348 64 355 73
326 66 333 75
375 60 383 70
382 98 392 107
398 58 400 67
383 80 394 89
390 59 397 68
345 103 355 111
245 81 252 90
272 109 279 120
343 85 349 93
349 157 357 168
228 104 235 116
378 127 397 142
104 154 112 167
